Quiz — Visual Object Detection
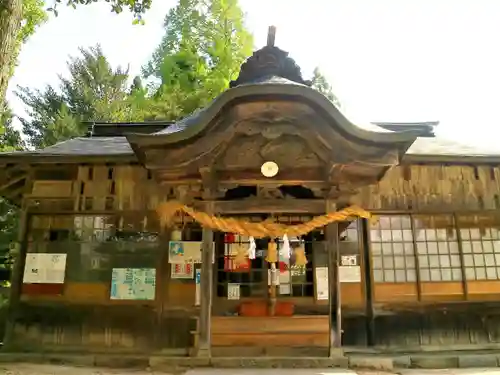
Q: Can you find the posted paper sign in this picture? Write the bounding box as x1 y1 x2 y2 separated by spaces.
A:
110 268 156 300
315 266 329 300
279 284 291 295
227 283 240 300
171 263 194 279
339 266 361 283
168 241 215 264
23 253 67 284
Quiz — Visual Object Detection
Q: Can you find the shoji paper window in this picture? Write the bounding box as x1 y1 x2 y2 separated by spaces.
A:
457 215 500 280
370 215 416 283
413 215 461 282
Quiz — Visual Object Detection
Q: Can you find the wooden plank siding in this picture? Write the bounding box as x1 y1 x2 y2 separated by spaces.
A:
8 162 500 351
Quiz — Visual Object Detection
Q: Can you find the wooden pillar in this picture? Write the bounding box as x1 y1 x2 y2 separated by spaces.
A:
326 200 342 357
155 228 171 349
196 202 214 357
4 209 29 346
361 218 375 346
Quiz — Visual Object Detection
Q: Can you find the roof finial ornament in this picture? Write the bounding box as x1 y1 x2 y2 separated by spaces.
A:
267 26 276 47
229 26 311 88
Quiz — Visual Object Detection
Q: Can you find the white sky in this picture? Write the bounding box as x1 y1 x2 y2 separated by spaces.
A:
7 0 500 150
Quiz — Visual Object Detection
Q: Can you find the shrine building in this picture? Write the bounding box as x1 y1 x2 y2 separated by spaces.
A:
1 27 500 358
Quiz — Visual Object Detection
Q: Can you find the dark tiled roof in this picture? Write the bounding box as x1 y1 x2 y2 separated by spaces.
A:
373 121 438 137
41 137 133 155
1 135 498 161
407 137 500 158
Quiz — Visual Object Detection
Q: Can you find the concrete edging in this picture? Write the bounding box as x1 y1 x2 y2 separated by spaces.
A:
349 353 500 371
1 352 500 370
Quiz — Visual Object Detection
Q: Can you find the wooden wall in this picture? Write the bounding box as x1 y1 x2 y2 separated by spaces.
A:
27 164 500 212
354 164 500 210
12 162 500 351
11 208 198 353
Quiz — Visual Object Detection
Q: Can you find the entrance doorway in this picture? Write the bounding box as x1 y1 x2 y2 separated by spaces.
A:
210 214 330 356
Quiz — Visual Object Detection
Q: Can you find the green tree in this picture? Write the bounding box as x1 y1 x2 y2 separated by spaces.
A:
142 0 253 119
50 0 152 18
0 105 22 151
0 0 46 126
17 45 134 148
311 67 341 108
0 0 44 292
0 104 23 288
0 0 152 121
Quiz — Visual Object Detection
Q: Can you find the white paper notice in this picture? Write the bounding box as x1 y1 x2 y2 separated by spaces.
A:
315 266 329 300
171 263 195 279
279 284 291 295
227 283 240 300
23 253 67 284
168 241 215 264
110 268 156 300
339 266 361 283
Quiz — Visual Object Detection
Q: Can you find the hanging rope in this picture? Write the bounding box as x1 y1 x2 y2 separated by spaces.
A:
157 201 371 238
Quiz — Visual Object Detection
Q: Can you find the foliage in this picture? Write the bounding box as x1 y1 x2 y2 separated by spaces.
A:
141 0 253 119
0 0 44 300
48 0 153 20
311 67 341 108
0 0 47 131
0 105 23 152
17 45 136 148
1 0 150 134
0 104 22 288
20 0 48 44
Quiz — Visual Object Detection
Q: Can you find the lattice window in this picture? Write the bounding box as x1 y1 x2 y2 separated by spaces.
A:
27 213 160 285
343 220 359 243
281 232 316 298
216 233 265 298
458 215 500 280
215 215 315 298
370 215 416 283
414 215 462 282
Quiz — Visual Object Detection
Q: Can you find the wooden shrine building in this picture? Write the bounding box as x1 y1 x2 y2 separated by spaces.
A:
1 28 500 357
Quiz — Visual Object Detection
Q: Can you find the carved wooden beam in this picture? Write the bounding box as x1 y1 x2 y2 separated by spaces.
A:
193 198 325 214
0 173 27 192
218 168 325 184
5 185 25 200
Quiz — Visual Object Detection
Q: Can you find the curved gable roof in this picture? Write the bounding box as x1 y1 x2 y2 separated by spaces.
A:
126 75 423 147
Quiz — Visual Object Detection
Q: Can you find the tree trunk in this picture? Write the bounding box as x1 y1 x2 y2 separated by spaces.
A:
0 0 23 112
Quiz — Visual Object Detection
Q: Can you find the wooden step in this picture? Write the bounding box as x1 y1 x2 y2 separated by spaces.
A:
209 315 329 348
211 332 329 347
211 315 329 334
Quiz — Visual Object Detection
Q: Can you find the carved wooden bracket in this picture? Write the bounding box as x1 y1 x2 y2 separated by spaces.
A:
199 167 226 200
257 186 285 199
